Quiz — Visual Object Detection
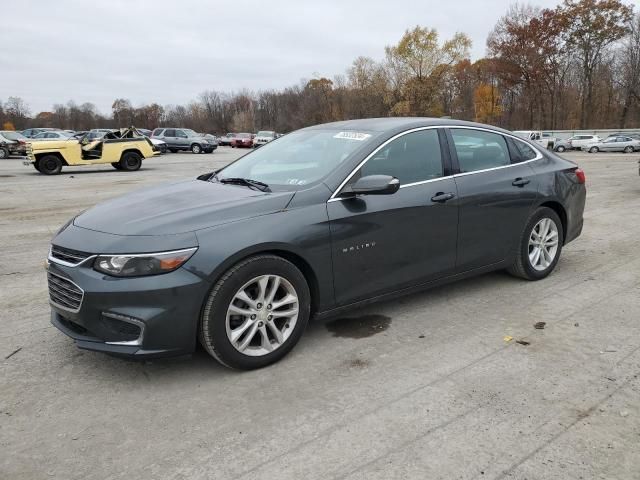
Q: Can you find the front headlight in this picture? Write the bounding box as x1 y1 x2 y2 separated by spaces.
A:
93 248 197 277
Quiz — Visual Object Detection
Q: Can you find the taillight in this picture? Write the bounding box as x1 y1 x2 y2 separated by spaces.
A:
574 168 586 184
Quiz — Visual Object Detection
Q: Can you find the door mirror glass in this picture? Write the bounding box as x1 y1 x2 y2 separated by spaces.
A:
342 175 400 196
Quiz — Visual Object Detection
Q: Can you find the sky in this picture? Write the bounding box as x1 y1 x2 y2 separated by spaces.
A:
1 0 563 115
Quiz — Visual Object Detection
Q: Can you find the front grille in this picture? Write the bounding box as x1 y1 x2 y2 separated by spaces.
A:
50 245 92 265
48 272 83 312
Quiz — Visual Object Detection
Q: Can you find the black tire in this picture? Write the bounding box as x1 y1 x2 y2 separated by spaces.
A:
199 255 311 370
555 146 565 153
589 146 599 153
507 207 564 281
623 146 634 153
169 149 178 153
33 163 41 172
0 147 8 159
191 143 202 154
111 162 122 170
119 151 142 171
38 155 63 175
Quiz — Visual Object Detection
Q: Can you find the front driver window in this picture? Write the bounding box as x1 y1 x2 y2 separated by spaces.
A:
358 129 443 185
451 129 510 173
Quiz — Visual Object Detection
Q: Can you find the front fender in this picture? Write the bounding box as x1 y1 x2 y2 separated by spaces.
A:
187 204 335 312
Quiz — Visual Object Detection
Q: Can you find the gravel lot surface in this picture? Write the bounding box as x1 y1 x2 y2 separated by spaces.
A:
1 148 639 479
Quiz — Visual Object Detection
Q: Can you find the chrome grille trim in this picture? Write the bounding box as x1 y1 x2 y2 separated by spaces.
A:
48 271 84 313
49 246 96 267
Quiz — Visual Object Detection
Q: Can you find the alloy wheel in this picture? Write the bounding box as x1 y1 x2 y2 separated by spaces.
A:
528 218 559 271
225 275 299 356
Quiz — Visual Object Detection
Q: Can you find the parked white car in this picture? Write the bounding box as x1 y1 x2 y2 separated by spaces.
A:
582 136 640 153
567 134 600 150
512 131 555 150
253 130 276 147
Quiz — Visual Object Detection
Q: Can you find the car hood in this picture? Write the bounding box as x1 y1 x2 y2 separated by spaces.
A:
74 179 295 236
29 139 78 150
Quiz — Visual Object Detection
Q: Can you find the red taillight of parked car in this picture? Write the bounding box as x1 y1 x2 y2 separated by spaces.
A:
574 168 586 184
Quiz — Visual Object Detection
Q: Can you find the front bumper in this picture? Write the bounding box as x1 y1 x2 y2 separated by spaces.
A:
48 257 211 358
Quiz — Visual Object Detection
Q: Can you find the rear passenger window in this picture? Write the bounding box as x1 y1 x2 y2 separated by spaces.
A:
511 138 538 162
358 129 443 185
451 129 510 173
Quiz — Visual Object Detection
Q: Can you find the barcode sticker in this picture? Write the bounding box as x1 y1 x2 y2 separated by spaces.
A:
333 132 371 141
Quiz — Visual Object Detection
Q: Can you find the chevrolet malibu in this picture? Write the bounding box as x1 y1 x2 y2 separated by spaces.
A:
47 118 586 369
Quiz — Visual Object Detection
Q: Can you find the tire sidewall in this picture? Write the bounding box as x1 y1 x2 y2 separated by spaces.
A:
519 207 564 280
556 146 565 152
200 256 311 369
39 155 62 175
120 152 141 171
0 147 8 159
191 144 202 154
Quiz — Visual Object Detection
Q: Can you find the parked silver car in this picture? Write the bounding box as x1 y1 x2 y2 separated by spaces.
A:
31 131 75 141
151 128 216 154
582 136 640 153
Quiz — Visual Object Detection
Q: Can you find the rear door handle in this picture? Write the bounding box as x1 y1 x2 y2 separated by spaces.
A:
512 178 530 187
431 192 456 203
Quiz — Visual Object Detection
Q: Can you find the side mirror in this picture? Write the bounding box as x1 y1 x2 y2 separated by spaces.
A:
342 175 400 196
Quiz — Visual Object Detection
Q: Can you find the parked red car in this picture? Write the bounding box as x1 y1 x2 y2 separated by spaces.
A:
231 133 253 148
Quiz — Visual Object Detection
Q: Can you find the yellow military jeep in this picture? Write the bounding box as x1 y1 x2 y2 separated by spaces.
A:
24 127 159 175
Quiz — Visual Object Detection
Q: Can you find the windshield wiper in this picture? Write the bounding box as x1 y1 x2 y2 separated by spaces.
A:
218 177 271 192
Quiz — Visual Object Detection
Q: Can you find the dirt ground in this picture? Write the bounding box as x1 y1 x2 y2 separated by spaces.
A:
1 148 639 479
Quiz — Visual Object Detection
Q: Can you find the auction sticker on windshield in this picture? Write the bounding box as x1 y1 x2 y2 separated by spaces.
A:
333 132 371 141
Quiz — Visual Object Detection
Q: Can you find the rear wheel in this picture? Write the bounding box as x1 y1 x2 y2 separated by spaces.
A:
119 151 142 171
199 255 310 370
555 145 565 153
508 207 563 281
589 146 599 153
191 144 202 154
0 147 8 159
623 146 634 153
38 155 63 175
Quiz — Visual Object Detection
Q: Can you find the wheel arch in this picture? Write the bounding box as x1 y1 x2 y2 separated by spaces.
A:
538 200 567 244
205 244 322 316
35 151 68 166
121 148 144 160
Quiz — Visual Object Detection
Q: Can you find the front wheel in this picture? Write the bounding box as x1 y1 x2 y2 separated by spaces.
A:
589 146 599 153
199 255 311 370
191 144 202 154
507 207 563 281
38 155 63 175
0 147 8 159
119 151 142 171
555 146 565 153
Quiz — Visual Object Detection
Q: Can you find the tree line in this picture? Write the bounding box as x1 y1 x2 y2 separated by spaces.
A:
1 0 638 134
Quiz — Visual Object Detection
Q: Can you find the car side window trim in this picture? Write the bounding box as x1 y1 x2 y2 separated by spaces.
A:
329 126 446 202
444 126 543 177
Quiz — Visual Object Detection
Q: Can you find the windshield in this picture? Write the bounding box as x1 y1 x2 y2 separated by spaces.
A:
236 133 252 138
256 131 275 137
2 131 27 140
183 129 198 137
217 129 378 190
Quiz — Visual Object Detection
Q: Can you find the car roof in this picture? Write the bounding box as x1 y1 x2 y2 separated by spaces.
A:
303 117 515 136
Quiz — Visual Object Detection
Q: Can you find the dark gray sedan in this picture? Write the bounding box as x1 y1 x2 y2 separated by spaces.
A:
47 118 586 369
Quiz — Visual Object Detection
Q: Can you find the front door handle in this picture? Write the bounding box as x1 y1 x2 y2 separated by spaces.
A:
431 192 456 203
512 178 531 187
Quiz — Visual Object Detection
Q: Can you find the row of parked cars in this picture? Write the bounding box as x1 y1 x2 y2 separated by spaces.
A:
0 127 283 159
514 130 640 153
